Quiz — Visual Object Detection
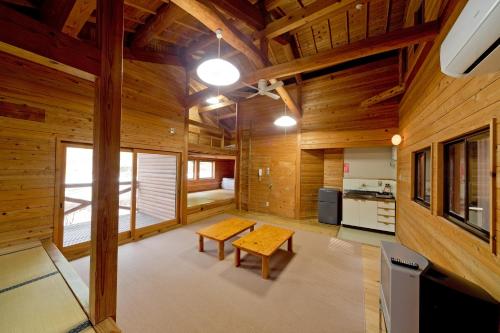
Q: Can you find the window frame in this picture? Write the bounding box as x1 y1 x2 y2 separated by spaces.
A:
187 160 196 180
198 160 215 179
443 128 490 242
413 147 432 208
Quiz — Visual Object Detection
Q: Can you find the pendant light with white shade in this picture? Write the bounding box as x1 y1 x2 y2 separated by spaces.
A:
274 104 297 127
196 29 240 87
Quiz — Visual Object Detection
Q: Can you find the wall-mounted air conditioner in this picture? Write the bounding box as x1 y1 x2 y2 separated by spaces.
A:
440 0 500 78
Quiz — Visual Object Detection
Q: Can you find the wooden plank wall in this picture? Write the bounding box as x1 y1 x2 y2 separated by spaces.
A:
238 57 400 218
187 159 234 193
301 57 400 149
0 51 186 248
324 149 344 189
239 94 298 219
299 149 324 218
397 0 500 299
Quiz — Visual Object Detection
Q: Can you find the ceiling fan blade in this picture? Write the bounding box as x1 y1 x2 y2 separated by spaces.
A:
242 82 259 91
264 92 281 100
264 80 284 91
246 92 260 99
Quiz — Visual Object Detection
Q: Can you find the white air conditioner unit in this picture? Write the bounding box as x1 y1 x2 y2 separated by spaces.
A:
440 0 500 78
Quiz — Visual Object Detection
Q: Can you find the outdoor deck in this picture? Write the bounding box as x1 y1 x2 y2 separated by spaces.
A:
63 212 164 247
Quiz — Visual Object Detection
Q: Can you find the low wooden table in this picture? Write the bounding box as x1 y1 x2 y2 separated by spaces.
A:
232 225 294 279
197 218 256 260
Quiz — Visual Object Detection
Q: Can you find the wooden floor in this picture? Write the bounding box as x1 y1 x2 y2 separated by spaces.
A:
227 209 385 333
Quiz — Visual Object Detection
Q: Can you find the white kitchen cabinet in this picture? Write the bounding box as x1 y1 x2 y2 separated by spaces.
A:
342 198 396 233
359 200 378 230
342 198 360 226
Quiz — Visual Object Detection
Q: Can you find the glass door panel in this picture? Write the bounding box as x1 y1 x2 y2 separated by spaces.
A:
63 146 93 247
62 145 134 247
135 153 178 229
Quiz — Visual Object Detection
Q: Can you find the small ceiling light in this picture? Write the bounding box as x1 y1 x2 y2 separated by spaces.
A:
274 104 297 127
391 134 402 146
355 3 363 10
196 29 240 86
206 96 220 104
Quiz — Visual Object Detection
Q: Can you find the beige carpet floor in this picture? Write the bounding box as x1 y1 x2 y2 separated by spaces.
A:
72 213 366 333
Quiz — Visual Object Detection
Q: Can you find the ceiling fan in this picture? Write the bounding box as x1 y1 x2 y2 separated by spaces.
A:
243 79 284 100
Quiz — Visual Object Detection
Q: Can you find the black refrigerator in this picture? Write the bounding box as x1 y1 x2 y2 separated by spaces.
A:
318 188 342 225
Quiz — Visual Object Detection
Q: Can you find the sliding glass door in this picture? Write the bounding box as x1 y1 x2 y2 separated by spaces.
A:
134 152 179 236
57 143 180 252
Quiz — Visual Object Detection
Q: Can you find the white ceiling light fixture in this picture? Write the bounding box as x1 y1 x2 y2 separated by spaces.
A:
206 96 220 104
196 29 240 86
274 104 297 127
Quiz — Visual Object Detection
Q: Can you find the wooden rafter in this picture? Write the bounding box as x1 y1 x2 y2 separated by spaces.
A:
186 21 439 108
0 3 99 76
257 0 359 40
199 99 235 112
208 0 265 30
175 0 301 118
360 84 405 107
131 3 185 49
41 0 95 38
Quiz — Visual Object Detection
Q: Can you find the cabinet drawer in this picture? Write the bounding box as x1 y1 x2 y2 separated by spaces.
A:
377 201 395 209
375 221 395 232
377 208 395 217
377 215 395 223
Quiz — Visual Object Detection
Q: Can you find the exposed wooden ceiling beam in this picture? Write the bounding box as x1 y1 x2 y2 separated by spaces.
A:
60 0 96 38
208 0 265 30
186 21 439 108
1 0 35 8
264 0 287 12
0 3 99 76
244 20 439 83
199 99 235 112
171 0 266 68
218 111 236 119
174 0 302 118
124 47 183 66
360 84 405 107
257 0 357 40
131 3 185 48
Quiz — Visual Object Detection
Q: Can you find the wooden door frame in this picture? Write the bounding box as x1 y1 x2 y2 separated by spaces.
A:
54 140 182 257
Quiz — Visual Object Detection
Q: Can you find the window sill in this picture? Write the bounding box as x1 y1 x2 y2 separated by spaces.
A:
442 214 490 243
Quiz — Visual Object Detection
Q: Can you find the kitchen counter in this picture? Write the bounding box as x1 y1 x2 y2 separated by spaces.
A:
343 193 396 202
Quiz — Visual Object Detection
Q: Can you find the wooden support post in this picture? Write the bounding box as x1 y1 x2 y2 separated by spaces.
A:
90 0 124 325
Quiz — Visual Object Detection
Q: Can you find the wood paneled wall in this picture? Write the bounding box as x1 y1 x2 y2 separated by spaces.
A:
299 149 324 218
397 0 500 299
239 94 298 219
0 51 186 248
300 57 400 149
324 149 344 189
187 159 234 193
238 58 400 219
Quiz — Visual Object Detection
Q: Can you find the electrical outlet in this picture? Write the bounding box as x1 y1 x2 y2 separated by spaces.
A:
265 201 269 207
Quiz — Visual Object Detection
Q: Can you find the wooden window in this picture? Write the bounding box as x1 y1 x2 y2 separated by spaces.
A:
198 161 214 179
444 129 490 241
413 147 431 207
187 160 195 180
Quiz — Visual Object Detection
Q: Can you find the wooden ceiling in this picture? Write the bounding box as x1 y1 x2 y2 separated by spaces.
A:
0 0 445 132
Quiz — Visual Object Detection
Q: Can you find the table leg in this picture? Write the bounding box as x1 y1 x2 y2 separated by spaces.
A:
218 241 225 260
262 256 269 279
235 247 241 267
287 237 293 253
198 235 204 252
250 225 254 232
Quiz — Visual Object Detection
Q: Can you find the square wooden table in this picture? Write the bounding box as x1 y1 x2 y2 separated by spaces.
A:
232 225 294 279
196 218 256 260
